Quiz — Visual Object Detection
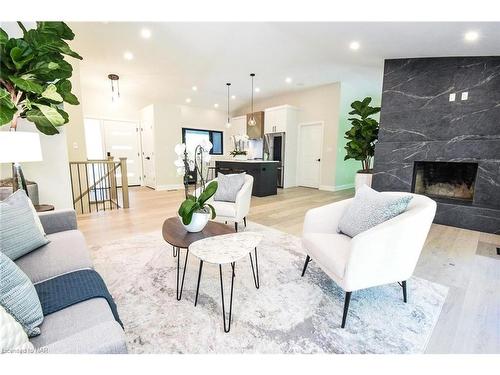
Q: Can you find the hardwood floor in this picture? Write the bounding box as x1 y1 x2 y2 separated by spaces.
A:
77 186 500 354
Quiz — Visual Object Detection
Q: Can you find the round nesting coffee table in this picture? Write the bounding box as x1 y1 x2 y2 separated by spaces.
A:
162 217 234 300
34 204 55 212
189 232 263 333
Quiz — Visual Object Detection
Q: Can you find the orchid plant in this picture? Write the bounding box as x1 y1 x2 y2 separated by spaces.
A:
230 134 249 156
174 139 218 225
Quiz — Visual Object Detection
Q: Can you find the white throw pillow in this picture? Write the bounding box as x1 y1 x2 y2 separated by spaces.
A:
338 185 413 237
214 173 246 202
0 304 35 354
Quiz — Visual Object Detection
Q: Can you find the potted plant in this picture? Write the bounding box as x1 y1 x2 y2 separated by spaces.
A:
174 140 218 232
344 97 381 190
0 22 82 135
230 150 248 160
230 134 249 160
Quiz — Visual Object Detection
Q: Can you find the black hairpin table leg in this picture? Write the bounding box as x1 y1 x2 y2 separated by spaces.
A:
194 260 204 306
249 247 260 289
176 248 189 301
219 262 235 333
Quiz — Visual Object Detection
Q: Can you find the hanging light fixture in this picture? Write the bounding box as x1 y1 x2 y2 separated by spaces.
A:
226 83 232 128
108 73 120 102
248 73 256 126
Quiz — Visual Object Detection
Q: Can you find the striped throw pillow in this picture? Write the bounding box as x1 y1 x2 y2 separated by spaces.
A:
0 251 44 337
0 189 48 260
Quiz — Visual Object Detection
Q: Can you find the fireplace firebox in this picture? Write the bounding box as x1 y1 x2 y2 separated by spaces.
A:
411 161 478 203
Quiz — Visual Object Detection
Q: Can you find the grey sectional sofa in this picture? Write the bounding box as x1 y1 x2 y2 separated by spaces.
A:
14 209 127 354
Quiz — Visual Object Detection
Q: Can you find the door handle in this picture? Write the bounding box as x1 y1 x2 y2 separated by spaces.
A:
316 158 321 162
145 156 151 160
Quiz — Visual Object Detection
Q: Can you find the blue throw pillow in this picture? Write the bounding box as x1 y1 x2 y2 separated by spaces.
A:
0 190 49 260
0 251 44 337
338 185 413 237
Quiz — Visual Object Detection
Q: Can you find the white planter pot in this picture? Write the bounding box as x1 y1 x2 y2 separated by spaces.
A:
180 212 210 233
233 154 248 160
355 172 373 191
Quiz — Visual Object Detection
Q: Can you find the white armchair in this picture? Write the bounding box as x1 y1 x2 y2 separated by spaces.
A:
201 174 253 232
301 192 436 328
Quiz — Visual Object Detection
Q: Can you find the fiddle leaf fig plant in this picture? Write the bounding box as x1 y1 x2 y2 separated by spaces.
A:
0 21 82 135
344 97 381 173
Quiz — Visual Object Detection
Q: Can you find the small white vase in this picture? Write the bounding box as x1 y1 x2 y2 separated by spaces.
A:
234 154 248 160
355 172 373 191
180 212 210 233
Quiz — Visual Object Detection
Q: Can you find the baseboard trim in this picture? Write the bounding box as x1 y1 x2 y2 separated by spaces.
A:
319 183 355 192
155 184 184 191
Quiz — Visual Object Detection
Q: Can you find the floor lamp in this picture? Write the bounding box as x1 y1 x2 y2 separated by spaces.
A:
0 131 43 196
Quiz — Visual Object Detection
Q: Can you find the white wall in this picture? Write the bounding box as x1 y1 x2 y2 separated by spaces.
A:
145 103 229 190
65 60 87 161
234 83 341 189
0 121 73 209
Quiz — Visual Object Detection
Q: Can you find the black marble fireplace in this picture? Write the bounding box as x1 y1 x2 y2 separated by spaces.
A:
372 56 500 234
412 161 478 204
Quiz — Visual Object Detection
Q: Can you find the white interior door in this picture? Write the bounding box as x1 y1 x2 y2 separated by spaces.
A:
103 120 141 186
298 122 323 188
140 117 156 188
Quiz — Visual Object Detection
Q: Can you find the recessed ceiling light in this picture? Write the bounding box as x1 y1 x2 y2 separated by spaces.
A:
285 77 293 84
214 103 219 108
255 87 260 93
349 41 360 51
231 95 236 100
464 31 479 42
140 28 152 39
185 98 191 103
192 86 198 91
123 51 134 60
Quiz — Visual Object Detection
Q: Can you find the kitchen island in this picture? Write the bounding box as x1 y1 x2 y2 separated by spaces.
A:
215 160 279 197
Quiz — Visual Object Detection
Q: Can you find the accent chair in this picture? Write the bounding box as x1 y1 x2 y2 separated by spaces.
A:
301 192 437 328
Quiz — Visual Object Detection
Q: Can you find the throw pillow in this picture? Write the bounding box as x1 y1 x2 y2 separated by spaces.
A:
0 304 35 353
338 185 413 237
0 189 48 260
214 173 246 202
0 252 44 337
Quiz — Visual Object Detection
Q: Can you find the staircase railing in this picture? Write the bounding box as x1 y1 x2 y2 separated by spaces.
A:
69 157 129 214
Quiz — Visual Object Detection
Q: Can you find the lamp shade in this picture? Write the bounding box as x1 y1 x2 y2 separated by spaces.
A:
0 131 43 163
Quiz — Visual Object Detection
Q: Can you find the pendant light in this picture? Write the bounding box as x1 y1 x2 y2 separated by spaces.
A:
108 73 120 102
248 73 256 126
225 83 231 128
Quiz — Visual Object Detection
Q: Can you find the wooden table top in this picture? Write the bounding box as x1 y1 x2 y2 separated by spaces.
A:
34 204 55 212
162 217 235 249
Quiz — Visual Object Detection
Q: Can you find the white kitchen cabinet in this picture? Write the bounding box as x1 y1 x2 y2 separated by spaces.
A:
264 109 275 133
264 105 296 134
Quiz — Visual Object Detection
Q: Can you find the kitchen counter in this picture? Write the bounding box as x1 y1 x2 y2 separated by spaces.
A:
215 160 277 197
218 159 279 163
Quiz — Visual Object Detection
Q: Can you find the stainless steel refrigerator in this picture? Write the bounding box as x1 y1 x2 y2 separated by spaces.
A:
264 132 285 188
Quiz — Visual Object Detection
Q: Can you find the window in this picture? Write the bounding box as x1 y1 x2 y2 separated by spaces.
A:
182 128 223 155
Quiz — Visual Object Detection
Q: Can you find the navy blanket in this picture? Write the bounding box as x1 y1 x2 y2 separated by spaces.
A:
35 269 123 329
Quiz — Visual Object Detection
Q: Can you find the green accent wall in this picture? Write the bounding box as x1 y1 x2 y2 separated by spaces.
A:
335 81 382 189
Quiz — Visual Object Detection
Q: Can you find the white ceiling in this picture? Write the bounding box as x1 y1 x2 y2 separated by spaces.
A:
64 22 500 112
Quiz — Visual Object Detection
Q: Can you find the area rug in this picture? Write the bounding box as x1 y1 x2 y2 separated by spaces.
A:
90 222 448 354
